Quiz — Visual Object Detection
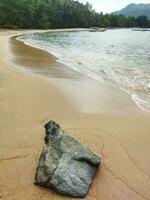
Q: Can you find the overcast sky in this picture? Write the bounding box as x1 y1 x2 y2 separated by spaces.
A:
79 0 150 13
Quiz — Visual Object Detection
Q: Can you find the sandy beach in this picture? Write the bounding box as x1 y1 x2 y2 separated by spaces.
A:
0 30 150 200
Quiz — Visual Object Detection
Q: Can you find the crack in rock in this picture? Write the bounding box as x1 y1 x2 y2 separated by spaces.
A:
34 121 101 198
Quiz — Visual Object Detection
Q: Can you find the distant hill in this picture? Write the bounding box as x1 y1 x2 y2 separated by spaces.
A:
113 3 150 19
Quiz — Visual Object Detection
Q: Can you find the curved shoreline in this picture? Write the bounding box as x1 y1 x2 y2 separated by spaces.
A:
16 31 150 113
11 33 137 114
0 29 150 200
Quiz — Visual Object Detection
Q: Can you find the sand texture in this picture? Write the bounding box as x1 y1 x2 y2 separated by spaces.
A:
0 30 150 200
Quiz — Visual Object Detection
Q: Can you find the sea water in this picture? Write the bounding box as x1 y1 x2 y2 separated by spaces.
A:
20 29 150 112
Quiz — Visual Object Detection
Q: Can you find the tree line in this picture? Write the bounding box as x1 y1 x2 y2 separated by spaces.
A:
0 0 150 29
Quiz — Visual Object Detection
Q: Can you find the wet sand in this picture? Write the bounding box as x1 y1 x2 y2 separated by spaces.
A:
0 30 150 200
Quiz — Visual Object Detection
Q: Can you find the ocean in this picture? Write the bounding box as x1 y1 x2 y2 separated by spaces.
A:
19 29 150 112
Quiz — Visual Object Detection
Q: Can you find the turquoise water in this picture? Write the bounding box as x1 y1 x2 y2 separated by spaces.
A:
20 29 150 112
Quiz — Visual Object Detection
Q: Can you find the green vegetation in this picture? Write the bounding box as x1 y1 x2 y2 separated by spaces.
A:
0 0 150 29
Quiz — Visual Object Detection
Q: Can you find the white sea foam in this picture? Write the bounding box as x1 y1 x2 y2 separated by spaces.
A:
18 29 150 112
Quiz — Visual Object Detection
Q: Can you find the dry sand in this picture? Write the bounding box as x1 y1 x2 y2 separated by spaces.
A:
0 30 150 200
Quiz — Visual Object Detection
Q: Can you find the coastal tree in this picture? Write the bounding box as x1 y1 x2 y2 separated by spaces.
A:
0 0 149 29
136 15 149 27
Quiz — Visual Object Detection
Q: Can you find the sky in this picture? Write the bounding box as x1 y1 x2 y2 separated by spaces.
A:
79 0 150 13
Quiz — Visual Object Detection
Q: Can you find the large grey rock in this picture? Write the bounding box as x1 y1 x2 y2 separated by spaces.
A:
34 121 101 198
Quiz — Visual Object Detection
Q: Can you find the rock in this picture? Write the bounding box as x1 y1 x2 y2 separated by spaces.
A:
34 121 101 198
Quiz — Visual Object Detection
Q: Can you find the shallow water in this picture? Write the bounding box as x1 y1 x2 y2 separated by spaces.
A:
20 29 150 112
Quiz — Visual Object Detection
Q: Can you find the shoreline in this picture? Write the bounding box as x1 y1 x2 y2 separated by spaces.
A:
0 29 150 200
16 31 150 113
11 34 137 114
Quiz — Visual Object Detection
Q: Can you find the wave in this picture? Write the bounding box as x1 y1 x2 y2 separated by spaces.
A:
17 30 150 112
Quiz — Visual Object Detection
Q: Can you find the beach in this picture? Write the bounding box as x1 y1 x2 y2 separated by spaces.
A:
0 29 150 200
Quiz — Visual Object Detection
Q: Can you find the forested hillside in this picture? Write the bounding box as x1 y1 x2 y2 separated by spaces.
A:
0 0 150 29
113 3 150 19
